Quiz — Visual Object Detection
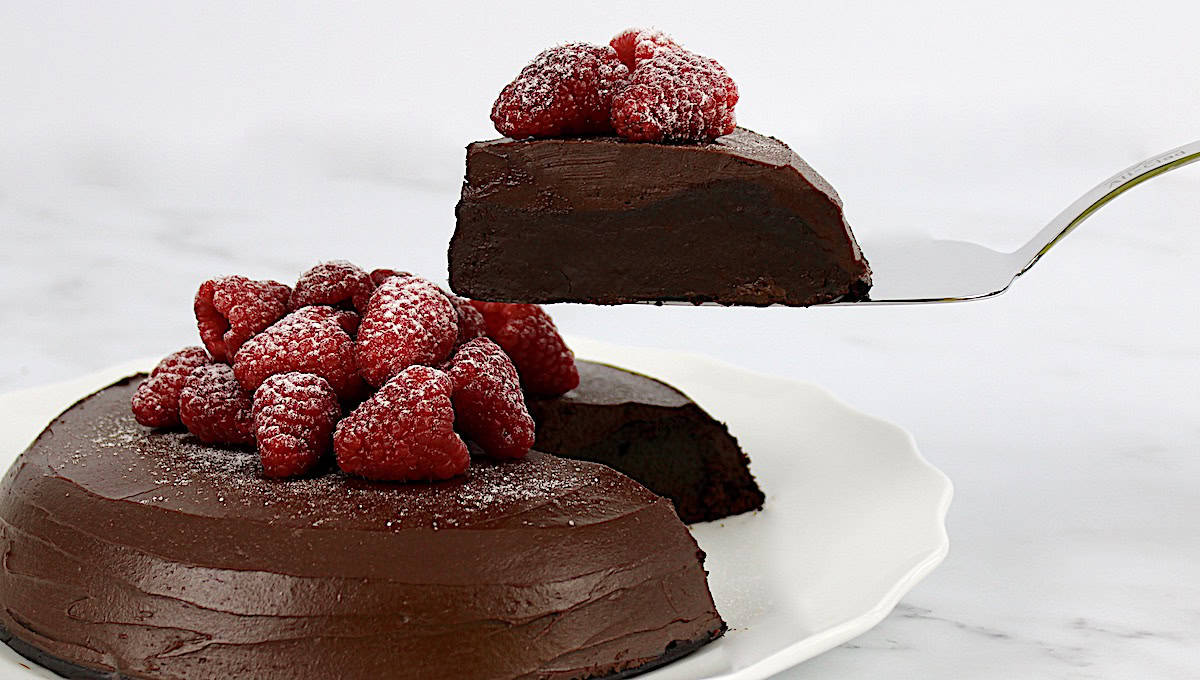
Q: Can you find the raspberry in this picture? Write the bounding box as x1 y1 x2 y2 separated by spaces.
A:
289 260 375 315
355 276 458 387
233 306 365 401
470 302 579 396
324 307 361 336
194 276 291 363
334 365 469 481
491 43 630 139
442 338 535 459
178 363 254 445
130 346 211 428
369 268 410 287
252 372 341 478
610 28 681 70
611 47 739 143
446 294 488 346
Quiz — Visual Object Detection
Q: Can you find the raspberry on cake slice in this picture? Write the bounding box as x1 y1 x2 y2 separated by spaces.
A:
609 27 681 70
491 43 630 139
611 46 738 143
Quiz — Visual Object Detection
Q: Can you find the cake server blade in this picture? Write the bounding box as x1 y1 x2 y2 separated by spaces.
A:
838 139 1200 305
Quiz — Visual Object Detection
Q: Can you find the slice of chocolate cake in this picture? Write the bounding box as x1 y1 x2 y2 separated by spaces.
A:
527 360 764 523
450 127 872 306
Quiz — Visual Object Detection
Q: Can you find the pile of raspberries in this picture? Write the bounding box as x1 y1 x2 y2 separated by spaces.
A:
491 28 738 143
130 261 579 481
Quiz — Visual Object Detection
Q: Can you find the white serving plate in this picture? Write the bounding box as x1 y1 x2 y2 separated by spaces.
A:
0 337 951 680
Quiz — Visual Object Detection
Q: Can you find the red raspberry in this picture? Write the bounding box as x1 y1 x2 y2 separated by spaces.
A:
178 363 254 445
194 275 291 362
324 307 361 336
369 268 410 287
289 260 376 315
233 306 365 401
610 28 681 70
252 372 341 478
446 294 488 346
470 302 580 396
334 365 469 481
355 276 458 387
491 43 630 139
611 47 739 143
442 338 535 459
131 346 211 428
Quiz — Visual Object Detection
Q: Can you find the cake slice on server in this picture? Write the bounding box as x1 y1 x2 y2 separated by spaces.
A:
450 29 871 307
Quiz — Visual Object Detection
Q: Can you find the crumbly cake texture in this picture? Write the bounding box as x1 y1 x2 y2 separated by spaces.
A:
529 360 764 523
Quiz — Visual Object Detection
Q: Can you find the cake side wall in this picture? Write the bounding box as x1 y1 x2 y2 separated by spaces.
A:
450 134 872 306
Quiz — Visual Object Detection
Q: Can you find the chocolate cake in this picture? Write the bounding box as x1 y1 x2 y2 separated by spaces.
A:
528 361 763 524
450 127 872 306
0 376 725 680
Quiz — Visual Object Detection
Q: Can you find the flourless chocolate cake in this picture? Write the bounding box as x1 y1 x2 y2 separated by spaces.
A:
0 376 725 680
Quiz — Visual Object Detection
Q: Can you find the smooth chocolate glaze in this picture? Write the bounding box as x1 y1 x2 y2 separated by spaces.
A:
0 376 724 680
450 127 872 306
529 361 764 524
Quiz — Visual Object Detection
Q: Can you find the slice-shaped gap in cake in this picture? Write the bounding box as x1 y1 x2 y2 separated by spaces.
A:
528 360 764 523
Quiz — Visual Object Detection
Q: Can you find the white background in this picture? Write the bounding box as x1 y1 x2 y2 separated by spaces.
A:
2 1 1198 677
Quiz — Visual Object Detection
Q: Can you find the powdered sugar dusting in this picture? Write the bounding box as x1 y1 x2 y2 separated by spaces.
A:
333 365 468 481
442 337 535 459
611 47 739 143
491 43 630 139
233 306 363 400
288 260 375 314
194 275 291 362
355 276 458 386
53 379 636 531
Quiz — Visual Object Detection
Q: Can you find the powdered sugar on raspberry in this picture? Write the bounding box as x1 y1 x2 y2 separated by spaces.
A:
355 276 458 387
491 43 630 139
253 372 341 478
131 346 211 428
234 306 364 401
610 28 681 69
442 338 535 459
334 366 469 481
445 294 488 346
194 275 291 363
289 260 376 315
178 363 255 445
611 47 739 143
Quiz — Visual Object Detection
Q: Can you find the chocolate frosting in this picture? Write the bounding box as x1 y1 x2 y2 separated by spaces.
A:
450 127 872 306
0 376 724 679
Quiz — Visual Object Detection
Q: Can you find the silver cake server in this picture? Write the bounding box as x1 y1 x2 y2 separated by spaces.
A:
837 140 1200 305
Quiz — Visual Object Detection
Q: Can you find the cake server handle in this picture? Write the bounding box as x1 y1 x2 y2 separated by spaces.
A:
1011 140 1200 277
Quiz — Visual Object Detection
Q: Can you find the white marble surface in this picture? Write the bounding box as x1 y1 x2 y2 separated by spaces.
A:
2 2 1199 678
